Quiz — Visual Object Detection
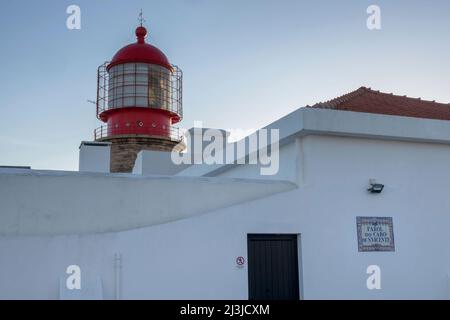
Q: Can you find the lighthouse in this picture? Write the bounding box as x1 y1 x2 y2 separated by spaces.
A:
94 23 184 173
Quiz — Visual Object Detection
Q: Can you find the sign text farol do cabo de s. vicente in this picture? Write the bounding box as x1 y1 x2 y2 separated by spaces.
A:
357 217 395 252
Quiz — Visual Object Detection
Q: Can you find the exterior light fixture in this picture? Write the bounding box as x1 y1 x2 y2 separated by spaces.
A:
368 179 384 194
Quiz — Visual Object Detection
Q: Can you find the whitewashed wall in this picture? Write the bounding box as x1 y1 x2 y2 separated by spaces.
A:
1 135 450 299
212 141 299 182
79 142 111 173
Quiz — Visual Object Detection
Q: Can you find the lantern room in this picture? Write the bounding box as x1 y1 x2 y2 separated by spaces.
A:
95 25 183 141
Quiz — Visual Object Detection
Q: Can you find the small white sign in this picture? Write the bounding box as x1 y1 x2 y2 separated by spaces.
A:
236 256 245 268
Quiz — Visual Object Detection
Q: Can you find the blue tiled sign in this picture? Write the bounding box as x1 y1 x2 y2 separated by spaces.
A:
357 216 395 252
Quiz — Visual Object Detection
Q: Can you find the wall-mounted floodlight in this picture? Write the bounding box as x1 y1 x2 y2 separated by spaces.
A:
368 179 384 194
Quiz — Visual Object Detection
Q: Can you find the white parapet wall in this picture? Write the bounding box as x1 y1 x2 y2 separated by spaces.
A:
132 150 191 175
79 141 111 173
0 170 296 236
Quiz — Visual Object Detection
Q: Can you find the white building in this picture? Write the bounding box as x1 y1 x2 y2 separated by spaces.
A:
2 24 450 300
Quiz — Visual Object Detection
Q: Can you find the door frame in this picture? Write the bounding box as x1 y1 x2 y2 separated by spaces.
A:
247 233 303 300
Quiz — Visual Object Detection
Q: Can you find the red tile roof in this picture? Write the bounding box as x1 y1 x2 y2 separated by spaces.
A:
307 87 450 121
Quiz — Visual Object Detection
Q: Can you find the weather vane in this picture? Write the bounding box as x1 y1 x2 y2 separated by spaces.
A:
138 9 146 27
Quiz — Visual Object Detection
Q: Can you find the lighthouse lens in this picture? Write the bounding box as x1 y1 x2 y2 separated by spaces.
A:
107 63 172 111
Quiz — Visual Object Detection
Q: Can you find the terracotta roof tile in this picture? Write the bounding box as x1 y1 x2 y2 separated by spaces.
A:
307 87 450 121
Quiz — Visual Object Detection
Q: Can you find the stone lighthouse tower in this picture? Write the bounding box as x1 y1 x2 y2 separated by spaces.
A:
95 23 184 173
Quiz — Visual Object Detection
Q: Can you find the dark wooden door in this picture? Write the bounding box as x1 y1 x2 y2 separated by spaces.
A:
247 234 300 300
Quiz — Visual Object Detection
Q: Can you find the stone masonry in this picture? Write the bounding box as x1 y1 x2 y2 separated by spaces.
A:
99 135 185 173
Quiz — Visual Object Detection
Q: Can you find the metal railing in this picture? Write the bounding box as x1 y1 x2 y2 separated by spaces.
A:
94 123 184 142
96 62 183 119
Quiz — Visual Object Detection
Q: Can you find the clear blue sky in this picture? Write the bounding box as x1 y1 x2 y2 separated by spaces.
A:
0 0 449 170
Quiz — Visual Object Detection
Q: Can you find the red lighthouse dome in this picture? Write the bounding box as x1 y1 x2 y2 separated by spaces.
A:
94 23 184 172
107 26 172 71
